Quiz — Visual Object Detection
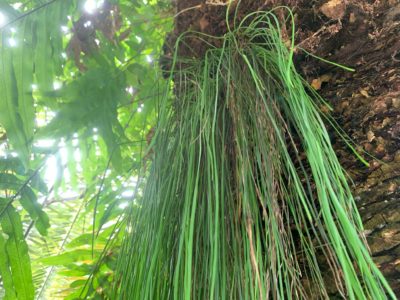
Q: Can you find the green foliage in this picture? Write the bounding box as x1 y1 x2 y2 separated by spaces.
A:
0 1 74 167
19 187 50 236
0 156 50 299
37 66 131 172
116 8 395 300
0 0 171 298
0 234 18 300
0 33 33 167
0 202 34 299
34 193 125 299
0 159 50 234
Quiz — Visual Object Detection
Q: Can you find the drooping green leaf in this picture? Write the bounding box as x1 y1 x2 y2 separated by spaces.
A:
0 37 31 166
0 201 34 300
0 233 18 300
12 18 35 154
20 187 50 236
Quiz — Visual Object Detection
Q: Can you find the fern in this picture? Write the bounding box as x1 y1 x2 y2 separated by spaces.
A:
0 1 73 166
0 2 74 298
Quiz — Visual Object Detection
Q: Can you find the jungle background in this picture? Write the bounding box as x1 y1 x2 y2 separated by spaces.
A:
0 0 399 299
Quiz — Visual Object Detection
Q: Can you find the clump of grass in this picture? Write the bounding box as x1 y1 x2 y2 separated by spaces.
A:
115 7 395 299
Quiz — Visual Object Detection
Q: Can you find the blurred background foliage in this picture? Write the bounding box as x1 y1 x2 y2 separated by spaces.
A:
0 0 172 298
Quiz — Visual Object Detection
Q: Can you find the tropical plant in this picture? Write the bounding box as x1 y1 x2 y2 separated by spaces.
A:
115 6 396 300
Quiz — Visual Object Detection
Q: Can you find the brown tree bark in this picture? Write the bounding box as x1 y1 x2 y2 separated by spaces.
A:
170 0 400 295
309 1 400 294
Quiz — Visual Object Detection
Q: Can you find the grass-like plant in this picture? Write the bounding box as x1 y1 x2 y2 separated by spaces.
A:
115 7 395 299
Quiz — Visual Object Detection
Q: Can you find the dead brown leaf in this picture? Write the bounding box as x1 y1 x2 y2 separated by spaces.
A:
311 74 332 90
360 89 370 98
311 78 322 90
320 0 346 20
367 130 375 142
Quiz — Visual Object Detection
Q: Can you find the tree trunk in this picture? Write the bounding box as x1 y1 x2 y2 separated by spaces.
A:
308 1 400 294
171 0 400 295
